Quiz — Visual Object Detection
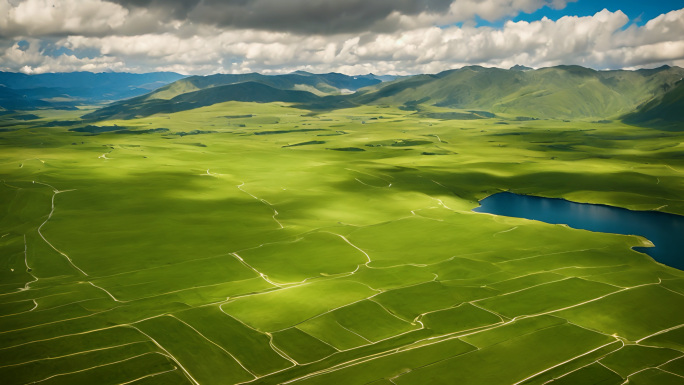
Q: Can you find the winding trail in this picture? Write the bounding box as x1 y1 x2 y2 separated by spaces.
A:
87 282 126 303
22 234 38 291
238 182 284 229
35 183 88 277
230 253 283 287
124 325 200 385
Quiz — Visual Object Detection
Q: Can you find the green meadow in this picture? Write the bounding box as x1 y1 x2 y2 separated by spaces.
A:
1 100 684 384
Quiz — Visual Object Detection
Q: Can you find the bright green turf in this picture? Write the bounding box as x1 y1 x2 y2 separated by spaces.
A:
599 345 682 377
1 101 683 384
545 363 624 385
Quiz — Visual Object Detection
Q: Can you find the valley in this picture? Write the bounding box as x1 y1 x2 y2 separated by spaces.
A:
1 66 684 384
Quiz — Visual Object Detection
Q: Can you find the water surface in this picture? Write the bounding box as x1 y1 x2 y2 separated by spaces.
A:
474 192 684 270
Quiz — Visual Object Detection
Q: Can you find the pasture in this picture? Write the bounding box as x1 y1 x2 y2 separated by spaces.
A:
1 101 683 384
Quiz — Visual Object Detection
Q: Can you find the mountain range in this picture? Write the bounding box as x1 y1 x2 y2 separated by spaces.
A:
0 71 186 111
3 66 683 129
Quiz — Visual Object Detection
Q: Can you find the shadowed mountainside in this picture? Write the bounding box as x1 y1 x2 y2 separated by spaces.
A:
623 80 684 130
347 65 684 121
80 65 684 126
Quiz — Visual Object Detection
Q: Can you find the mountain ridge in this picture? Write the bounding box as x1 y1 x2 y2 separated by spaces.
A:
0 71 186 111
19 65 682 129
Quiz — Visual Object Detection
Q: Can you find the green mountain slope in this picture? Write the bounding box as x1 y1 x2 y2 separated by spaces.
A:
347 65 684 120
623 80 684 130
83 65 684 122
83 71 394 120
82 81 320 121
146 72 386 100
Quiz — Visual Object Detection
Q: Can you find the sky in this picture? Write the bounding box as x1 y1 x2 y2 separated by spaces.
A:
0 0 683 75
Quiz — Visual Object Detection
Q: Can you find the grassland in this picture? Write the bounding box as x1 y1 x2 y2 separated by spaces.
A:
1 101 683 384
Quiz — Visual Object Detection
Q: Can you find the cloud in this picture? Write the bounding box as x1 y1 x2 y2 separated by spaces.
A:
0 0 130 37
0 38 125 73
0 1 682 75
0 0 571 37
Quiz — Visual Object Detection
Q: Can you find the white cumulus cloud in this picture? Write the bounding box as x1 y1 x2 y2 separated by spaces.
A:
0 0 682 75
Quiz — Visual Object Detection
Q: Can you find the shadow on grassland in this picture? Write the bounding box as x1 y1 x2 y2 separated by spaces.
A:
333 167 681 206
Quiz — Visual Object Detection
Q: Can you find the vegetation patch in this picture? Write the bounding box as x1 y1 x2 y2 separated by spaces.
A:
282 140 326 147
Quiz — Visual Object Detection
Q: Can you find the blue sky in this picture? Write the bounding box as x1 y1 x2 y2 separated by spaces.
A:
1 0 683 74
513 0 684 25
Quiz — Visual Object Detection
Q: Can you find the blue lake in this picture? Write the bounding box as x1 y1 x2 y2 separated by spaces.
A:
473 192 684 271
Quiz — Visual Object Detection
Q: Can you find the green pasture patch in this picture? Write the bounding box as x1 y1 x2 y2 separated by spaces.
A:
30 352 177 385
174 305 292 376
0 326 145 368
0 298 116 334
660 357 684 377
550 264 632 279
496 243 644 272
394 323 615 385
270 327 338 364
520 342 623 385
295 338 476 385
600 345 682 377
0 340 158 385
486 272 568 293
296 316 369 350
556 285 684 341
238 232 367 283
627 368 684 385
421 303 502 334
331 300 417 342
134 316 254 384
346 265 437 291
0 180 53 228
346 216 506 267
366 380 395 385
23 231 81 279
585 268 675 287
0 310 120 350
475 277 619 318
640 326 684 351
373 281 497 320
220 280 377 331
0 299 35 316
125 369 191 385
426 256 501 281
661 278 684 295
0 237 31 289
460 315 566 348
28 281 110 309
257 328 439 384
297 300 416 348
90 253 259 301
546 363 623 385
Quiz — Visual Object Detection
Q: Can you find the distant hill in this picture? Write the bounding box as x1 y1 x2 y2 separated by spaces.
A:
79 65 684 123
0 71 186 110
345 65 684 120
83 72 393 120
622 80 684 130
82 82 320 121
146 71 387 100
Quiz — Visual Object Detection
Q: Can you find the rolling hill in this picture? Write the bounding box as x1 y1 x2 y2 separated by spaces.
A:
347 65 684 120
0 71 186 111
82 82 321 121
81 65 684 125
145 71 389 100
82 72 393 120
623 80 684 130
